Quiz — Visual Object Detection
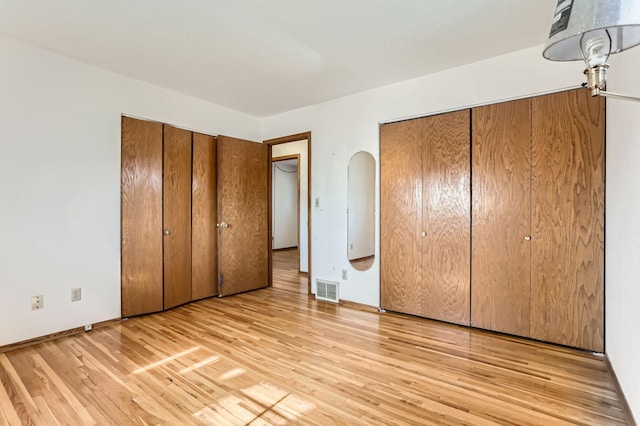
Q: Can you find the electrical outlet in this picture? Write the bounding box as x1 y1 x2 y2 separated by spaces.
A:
31 295 44 310
71 287 82 302
342 269 348 280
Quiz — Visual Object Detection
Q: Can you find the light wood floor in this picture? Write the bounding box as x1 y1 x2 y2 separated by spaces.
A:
0 268 629 425
272 249 308 294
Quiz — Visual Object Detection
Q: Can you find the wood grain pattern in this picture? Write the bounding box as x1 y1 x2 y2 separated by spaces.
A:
272 249 308 294
0 287 628 425
471 99 532 336
121 117 163 317
163 125 193 309
530 89 605 352
192 133 218 300
217 135 269 296
380 120 423 316
421 110 471 326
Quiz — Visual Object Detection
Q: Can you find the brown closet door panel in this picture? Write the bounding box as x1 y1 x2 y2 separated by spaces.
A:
121 117 163 317
217 135 268 296
380 120 423 316
192 133 218 300
471 99 532 336
163 125 193 309
421 110 471 325
531 89 605 352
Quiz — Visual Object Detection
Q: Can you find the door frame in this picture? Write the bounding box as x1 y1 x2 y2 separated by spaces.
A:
264 132 312 294
271 154 301 267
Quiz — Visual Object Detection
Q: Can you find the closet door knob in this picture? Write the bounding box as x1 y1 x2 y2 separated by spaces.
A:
217 222 229 229
523 235 531 241
163 229 170 235
421 231 427 237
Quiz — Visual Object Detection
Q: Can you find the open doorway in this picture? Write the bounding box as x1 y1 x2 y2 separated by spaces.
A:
271 155 302 293
265 132 311 294
272 156 299 257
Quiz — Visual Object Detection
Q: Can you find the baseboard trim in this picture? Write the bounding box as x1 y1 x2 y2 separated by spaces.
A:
0 317 121 354
605 355 637 426
338 299 379 313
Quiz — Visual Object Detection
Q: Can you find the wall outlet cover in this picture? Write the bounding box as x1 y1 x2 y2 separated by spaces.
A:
31 295 44 310
71 287 82 302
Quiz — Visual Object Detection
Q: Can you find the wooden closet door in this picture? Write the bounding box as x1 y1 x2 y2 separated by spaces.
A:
192 133 218 300
380 120 423 316
121 117 163 317
471 99 532 336
421 110 471 325
217 135 268 296
531 89 605 352
163 125 193 309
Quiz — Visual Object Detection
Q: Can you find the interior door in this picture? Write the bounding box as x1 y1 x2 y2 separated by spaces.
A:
380 120 423 316
121 117 163 317
192 133 218 300
217 135 269 296
421 110 471 326
471 99 532 336
530 89 605 352
163 125 193 309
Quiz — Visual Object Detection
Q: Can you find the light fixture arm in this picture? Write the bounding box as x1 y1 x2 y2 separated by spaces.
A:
590 88 640 103
583 64 640 102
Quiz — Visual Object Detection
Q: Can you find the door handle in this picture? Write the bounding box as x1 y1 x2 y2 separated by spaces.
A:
421 231 427 237
523 235 531 241
217 222 229 229
163 229 170 235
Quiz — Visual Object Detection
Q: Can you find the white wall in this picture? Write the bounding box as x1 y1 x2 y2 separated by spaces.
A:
0 35 261 346
262 45 581 307
605 48 640 422
272 162 298 249
347 151 375 260
272 140 309 272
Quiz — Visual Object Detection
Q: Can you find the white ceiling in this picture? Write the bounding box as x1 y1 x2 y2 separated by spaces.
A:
0 0 557 117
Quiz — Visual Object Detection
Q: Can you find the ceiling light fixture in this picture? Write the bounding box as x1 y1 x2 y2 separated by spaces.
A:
543 0 640 102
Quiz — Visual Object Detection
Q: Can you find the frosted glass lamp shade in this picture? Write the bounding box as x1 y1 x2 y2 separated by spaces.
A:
543 0 640 61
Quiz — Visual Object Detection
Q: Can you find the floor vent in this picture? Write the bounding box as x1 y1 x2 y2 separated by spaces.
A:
315 279 339 303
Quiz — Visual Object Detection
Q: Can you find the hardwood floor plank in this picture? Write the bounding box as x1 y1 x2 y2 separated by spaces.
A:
0 265 630 425
272 249 308 294
0 354 40 425
30 352 95 425
0 375 21 426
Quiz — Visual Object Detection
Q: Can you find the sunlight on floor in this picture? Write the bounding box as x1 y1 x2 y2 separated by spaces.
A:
133 346 200 374
219 367 246 381
193 381 315 425
179 355 220 375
